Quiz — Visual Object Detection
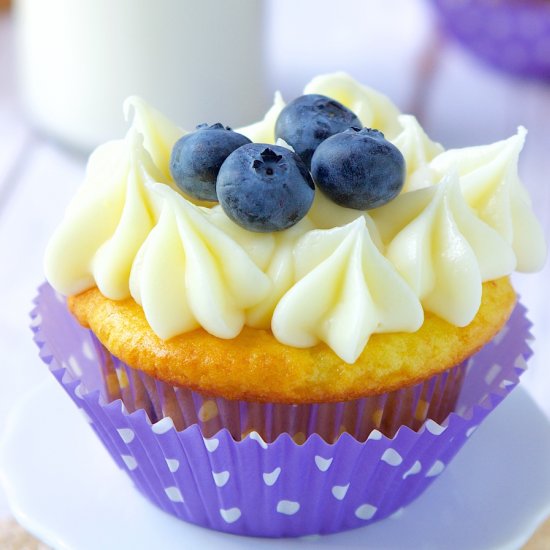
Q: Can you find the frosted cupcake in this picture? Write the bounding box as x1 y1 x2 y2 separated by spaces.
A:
36 72 544 536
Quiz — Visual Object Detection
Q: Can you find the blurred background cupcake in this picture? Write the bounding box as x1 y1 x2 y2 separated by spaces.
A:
432 0 550 80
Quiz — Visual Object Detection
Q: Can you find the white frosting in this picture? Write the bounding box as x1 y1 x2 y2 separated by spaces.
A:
205 205 276 271
379 174 516 326
246 218 315 329
129 185 271 340
430 127 546 272
304 72 402 139
45 76 546 363
306 190 383 250
45 131 161 299
46 118 272 340
391 115 444 193
123 96 184 183
272 217 423 363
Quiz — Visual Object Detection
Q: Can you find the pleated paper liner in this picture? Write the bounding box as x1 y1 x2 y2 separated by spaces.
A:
31 283 532 537
91 336 466 442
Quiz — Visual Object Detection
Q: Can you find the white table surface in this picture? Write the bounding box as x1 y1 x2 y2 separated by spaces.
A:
1 0 550 527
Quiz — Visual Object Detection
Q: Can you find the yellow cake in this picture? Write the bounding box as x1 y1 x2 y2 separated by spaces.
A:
69 278 515 403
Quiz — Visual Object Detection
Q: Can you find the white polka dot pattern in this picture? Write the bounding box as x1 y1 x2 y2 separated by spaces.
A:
117 428 135 444
277 500 300 515
355 504 377 521
249 431 268 449
35 281 531 537
426 460 445 478
203 437 220 452
73 384 85 400
381 448 403 466
367 430 382 441
263 468 281 486
166 458 180 473
81 340 95 360
212 471 230 487
121 455 137 471
152 417 174 435
331 484 350 500
220 507 241 523
403 461 422 479
425 420 446 435
314 456 333 472
164 487 184 503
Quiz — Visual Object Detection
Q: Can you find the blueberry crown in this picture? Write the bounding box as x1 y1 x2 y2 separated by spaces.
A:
171 92 404 232
253 148 284 174
348 127 385 139
196 122 232 131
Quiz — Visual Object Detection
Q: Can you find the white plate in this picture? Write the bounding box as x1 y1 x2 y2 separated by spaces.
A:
1 377 550 550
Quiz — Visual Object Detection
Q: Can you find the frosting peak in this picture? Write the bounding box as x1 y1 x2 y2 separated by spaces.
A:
123 96 184 183
430 127 546 272
272 217 423 363
379 174 516 326
45 130 161 299
130 186 272 340
391 115 443 193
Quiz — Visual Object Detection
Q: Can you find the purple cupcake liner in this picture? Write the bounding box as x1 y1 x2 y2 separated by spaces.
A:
31 283 532 537
90 333 467 443
432 0 550 80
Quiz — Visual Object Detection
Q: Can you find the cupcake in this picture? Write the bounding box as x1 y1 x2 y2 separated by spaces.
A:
35 72 545 537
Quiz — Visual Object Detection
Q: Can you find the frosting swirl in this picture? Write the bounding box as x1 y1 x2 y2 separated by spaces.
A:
391 115 443 193
45 131 160 299
123 96 184 183
373 173 516 326
430 127 546 272
272 217 423 363
129 185 272 340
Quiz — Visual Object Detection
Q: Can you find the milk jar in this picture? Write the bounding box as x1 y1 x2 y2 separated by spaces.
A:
14 0 267 152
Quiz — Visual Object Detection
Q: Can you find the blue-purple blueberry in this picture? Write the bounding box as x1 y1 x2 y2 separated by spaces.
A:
275 94 361 169
169 123 251 201
217 144 315 232
311 128 405 210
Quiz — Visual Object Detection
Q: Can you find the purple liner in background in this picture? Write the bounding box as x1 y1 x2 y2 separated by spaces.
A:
432 0 550 80
32 283 532 537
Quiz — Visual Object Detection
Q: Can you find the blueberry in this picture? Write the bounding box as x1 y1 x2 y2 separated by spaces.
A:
275 94 361 169
311 128 405 210
217 144 315 232
169 123 251 201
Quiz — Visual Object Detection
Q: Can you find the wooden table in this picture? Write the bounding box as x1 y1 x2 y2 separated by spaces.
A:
1 2 549 547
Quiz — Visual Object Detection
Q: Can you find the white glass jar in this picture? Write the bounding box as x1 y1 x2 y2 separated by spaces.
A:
14 0 267 152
